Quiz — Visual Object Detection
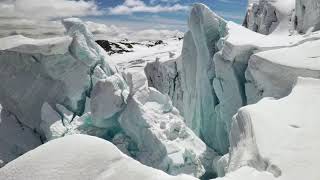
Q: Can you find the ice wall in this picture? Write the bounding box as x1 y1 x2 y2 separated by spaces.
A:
180 4 229 154
0 105 42 167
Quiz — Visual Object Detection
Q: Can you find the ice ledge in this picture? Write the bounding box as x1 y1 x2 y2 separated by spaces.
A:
0 35 72 55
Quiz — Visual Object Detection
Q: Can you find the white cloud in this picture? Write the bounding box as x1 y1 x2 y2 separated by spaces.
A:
150 0 181 4
83 20 183 41
0 0 102 19
109 0 188 15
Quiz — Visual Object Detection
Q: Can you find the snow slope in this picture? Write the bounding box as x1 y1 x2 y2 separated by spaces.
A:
0 134 197 180
246 38 320 102
228 77 320 180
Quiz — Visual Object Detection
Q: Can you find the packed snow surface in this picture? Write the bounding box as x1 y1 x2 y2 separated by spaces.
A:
0 135 197 180
228 77 320 180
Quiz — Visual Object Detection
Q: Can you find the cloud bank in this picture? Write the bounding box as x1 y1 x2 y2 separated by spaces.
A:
0 0 102 19
109 0 188 15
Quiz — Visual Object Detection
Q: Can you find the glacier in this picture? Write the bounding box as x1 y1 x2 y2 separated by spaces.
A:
0 17 217 178
2 0 320 179
144 1 320 179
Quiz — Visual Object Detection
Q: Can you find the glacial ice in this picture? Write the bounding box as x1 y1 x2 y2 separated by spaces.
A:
295 0 320 33
145 58 184 113
119 69 217 177
181 4 229 154
144 2 320 179
40 103 68 140
2 0 320 179
0 135 198 180
0 18 118 133
90 74 129 128
0 105 42 167
0 17 216 177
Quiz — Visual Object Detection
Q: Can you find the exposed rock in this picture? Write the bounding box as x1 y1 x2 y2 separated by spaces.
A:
96 40 133 55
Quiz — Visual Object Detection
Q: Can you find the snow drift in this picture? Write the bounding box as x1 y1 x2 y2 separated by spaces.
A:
0 134 198 180
227 77 320 180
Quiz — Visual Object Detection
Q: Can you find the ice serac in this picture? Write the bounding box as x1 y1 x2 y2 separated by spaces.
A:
295 0 320 33
90 74 129 128
0 18 116 132
228 77 320 180
0 135 198 180
141 1 320 179
119 69 217 178
181 3 228 154
145 58 183 113
40 103 68 140
0 18 124 165
243 0 295 35
40 102 109 141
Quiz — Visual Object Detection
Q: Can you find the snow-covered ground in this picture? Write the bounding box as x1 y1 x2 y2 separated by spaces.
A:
109 38 183 71
0 134 197 180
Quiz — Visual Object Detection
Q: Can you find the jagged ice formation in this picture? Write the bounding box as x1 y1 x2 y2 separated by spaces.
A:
0 18 217 178
145 1 320 179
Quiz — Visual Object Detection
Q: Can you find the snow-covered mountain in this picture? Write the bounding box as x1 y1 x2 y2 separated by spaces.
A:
1 0 320 180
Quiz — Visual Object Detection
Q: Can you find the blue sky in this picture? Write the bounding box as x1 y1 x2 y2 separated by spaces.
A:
85 0 248 31
0 0 248 33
